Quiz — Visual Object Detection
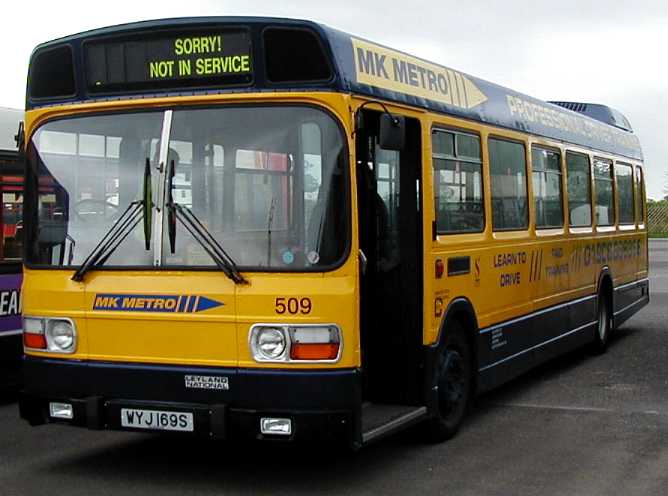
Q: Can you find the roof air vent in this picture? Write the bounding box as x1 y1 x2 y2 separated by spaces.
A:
549 101 633 133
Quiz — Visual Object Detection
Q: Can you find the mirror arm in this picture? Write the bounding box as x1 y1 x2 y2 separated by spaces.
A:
354 100 400 135
14 121 25 152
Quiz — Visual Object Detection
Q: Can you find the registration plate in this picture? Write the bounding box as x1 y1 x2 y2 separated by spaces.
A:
120 408 194 432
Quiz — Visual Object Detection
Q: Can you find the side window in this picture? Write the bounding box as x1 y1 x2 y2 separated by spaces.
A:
432 130 483 234
635 166 645 224
0 163 23 261
593 158 615 226
615 163 634 225
376 148 401 237
566 152 592 227
489 138 528 231
531 147 563 228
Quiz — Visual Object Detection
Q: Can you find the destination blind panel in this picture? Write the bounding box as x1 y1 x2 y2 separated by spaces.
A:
85 28 252 93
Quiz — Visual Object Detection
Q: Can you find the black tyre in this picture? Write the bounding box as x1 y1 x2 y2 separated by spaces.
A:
592 291 612 354
424 321 473 442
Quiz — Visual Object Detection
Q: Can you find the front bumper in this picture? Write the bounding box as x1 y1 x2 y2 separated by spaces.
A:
0 334 22 386
0 333 22 364
19 356 362 443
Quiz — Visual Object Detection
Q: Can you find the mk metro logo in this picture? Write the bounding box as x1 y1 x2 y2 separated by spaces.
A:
93 294 224 313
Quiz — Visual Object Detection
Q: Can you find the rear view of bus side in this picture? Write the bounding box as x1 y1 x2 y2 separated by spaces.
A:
18 18 648 448
0 108 24 385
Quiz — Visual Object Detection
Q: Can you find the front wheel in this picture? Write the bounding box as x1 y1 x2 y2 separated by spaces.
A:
424 322 473 442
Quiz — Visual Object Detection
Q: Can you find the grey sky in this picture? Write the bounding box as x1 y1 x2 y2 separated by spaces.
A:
2 0 666 197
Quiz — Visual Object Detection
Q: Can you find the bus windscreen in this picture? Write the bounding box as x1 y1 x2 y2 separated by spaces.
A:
85 28 252 93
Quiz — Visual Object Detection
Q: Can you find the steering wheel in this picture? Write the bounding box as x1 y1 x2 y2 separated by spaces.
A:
73 198 120 222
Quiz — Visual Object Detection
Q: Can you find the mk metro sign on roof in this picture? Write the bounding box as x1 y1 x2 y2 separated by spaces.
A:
352 38 487 110
26 16 641 160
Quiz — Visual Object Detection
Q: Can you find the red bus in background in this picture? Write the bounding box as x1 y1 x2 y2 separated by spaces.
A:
0 108 23 385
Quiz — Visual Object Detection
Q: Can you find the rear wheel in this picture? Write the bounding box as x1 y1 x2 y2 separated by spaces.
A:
592 291 612 354
424 321 473 442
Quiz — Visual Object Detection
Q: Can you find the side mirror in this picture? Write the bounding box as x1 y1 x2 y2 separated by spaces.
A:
379 113 405 151
14 121 25 152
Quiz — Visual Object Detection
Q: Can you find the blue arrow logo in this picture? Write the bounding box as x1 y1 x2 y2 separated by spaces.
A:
195 296 224 312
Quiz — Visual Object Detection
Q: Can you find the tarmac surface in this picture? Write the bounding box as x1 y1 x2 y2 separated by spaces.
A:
1 241 667 495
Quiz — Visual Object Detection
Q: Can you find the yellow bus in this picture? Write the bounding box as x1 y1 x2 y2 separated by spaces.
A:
18 17 648 448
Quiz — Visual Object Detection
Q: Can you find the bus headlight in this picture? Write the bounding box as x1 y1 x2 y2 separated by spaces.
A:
251 326 288 361
46 319 76 353
24 317 77 354
249 324 341 363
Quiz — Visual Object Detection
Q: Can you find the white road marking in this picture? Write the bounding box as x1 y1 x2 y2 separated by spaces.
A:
488 402 668 416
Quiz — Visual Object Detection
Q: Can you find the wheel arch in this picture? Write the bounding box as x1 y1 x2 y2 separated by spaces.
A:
424 297 479 412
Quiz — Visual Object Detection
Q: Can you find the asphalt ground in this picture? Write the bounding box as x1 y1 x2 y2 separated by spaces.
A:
1 242 667 495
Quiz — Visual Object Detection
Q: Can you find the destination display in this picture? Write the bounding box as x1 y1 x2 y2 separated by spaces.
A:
85 29 252 92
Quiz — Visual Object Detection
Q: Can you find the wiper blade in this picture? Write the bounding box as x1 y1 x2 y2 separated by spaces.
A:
169 202 247 285
164 156 245 284
266 197 276 268
72 159 153 282
142 157 153 250
71 200 143 282
167 159 177 254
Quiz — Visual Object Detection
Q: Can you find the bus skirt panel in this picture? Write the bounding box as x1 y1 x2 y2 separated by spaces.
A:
19 357 361 443
476 278 649 392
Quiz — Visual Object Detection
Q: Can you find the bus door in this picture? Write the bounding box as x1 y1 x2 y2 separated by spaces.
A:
356 110 423 405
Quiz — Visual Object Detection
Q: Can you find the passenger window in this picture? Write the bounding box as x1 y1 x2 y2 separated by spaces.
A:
432 130 483 234
566 152 592 227
489 138 528 230
375 148 401 272
531 147 563 228
615 163 634 225
593 158 614 226
635 166 645 224
0 165 23 261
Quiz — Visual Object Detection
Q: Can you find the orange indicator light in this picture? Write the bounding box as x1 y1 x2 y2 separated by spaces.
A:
24 333 47 350
290 343 339 360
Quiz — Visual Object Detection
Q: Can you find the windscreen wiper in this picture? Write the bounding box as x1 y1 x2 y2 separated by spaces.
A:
266 197 276 268
70 200 143 281
168 202 247 285
71 159 153 282
165 160 246 284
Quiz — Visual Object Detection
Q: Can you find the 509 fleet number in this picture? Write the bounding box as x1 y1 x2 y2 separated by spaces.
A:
275 297 312 315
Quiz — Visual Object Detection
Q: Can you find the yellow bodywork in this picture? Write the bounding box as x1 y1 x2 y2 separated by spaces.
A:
420 116 647 345
23 91 648 370
23 92 362 370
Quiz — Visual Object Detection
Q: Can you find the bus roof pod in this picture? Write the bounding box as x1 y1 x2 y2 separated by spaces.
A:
25 17 642 161
549 101 634 133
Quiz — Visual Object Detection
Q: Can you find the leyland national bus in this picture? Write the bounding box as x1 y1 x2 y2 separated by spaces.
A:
0 108 24 384
18 18 648 448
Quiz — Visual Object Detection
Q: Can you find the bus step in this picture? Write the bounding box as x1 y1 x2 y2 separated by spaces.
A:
361 403 428 445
